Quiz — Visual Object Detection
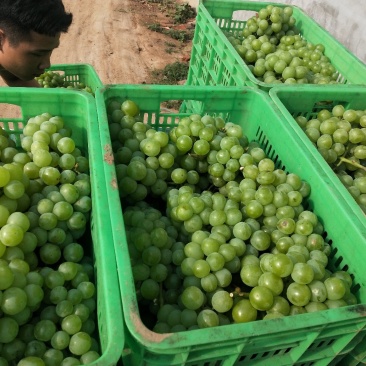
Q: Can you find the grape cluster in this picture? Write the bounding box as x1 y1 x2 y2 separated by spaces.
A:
0 114 99 364
107 99 358 333
295 105 366 213
226 5 339 84
35 71 93 95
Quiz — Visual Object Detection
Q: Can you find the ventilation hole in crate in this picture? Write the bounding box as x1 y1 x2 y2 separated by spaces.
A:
312 100 334 112
262 138 270 153
352 283 361 293
310 338 335 350
250 353 259 360
329 246 338 258
261 351 270 358
336 73 347 84
266 144 273 158
277 347 292 355
0 103 23 121
334 255 344 268
271 154 279 167
316 340 326 348
321 230 329 241
232 10 257 22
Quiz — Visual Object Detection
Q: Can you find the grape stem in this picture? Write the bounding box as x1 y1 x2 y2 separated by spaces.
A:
337 157 366 172
188 153 206 161
159 282 164 308
230 287 250 299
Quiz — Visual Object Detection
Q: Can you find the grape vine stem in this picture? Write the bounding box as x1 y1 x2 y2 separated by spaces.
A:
338 157 366 172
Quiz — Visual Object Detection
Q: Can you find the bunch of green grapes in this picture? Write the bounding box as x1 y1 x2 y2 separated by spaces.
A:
106 98 358 333
107 100 250 204
295 105 366 212
123 203 186 314
0 114 99 364
227 5 339 85
156 146 356 329
35 71 93 94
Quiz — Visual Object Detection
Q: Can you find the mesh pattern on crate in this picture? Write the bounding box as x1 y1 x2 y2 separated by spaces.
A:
0 120 24 145
187 13 247 88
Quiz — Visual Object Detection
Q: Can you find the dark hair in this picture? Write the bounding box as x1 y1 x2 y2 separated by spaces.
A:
0 0 73 45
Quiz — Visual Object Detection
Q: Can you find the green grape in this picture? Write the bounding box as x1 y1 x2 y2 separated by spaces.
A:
308 280 327 302
214 268 232 287
197 309 219 328
18 357 46 366
291 262 315 284
181 286 205 310
140 279 160 300
1 287 27 315
61 314 82 335
232 299 257 323
63 243 84 263
258 272 283 296
267 295 290 315
206 253 225 272
286 282 311 306
249 285 274 311
34 319 57 342
211 290 233 313
201 273 218 293
0 223 24 246
69 331 92 356
192 259 211 278
268 253 293 278
324 277 346 300
80 350 100 364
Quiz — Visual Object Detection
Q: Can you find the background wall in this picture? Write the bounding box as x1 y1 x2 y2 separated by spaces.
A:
260 0 366 64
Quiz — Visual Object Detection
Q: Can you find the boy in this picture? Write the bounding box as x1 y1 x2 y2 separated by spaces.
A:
0 0 72 87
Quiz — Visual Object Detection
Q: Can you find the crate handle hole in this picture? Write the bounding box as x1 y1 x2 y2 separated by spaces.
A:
0 103 23 120
232 10 257 22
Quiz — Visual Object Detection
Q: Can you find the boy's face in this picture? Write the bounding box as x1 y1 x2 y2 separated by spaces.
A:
0 30 60 81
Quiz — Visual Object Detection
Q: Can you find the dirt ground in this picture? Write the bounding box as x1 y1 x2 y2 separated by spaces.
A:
50 0 197 85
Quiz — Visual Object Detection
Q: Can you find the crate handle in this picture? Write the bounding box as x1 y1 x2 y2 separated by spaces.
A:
0 103 23 121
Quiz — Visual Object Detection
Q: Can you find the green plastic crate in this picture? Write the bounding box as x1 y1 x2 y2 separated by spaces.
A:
269 85 366 234
186 0 366 94
333 337 366 366
95 84 366 366
0 88 123 365
47 63 103 94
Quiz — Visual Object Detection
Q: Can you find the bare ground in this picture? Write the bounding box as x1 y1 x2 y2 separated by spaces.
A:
50 0 195 85
0 0 195 87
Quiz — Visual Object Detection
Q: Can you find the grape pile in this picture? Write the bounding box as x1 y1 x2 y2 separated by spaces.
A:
295 104 366 213
107 98 358 333
35 71 93 95
0 114 99 365
226 5 339 85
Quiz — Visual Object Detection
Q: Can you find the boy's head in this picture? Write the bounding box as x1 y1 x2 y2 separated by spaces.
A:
0 0 72 82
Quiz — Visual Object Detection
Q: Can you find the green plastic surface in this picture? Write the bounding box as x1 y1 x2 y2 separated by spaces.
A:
48 63 103 93
0 88 123 366
186 0 366 93
95 84 366 366
269 85 366 234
